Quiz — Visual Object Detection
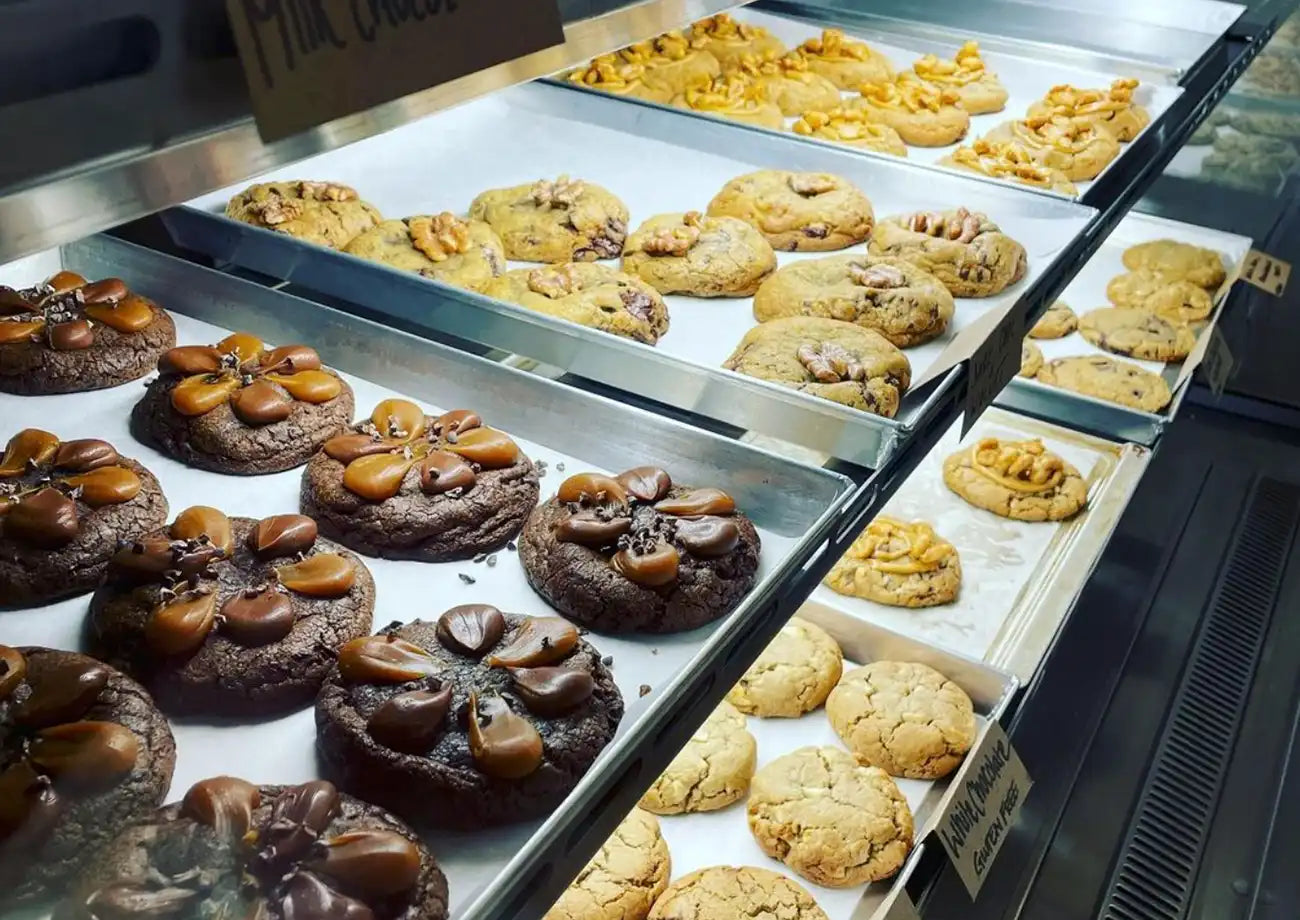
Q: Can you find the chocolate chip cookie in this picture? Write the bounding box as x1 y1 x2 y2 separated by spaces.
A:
0 272 176 395
1079 307 1196 362
797 28 894 88
519 468 761 633
225 180 382 249
1121 239 1227 289
706 170 875 253
301 399 540 561
648 867 828 920
944 437 1087 521
1021 339 1044 377
0 430 168 607
824 516 961 607
850 73 971 147
639 701 756 814
621 212 777 297
132 332 355 475
88 506 375 717
315 609 623 829
725 617 842 717
544 807 670 920
468 176 629 263
722 317 911 417
869 208 1028 298
484 263 670 345
1028 300 1078 338
342 213 505 292
751 254 955 347
0 647 175 908
56 777 448 920
1035 355 1172 412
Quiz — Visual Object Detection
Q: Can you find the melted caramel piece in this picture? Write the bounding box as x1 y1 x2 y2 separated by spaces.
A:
171 374 241 416
859 73 960 113
261 344 322 374
159 345 223 376
913 40 987 85
445 427 518 468
230 378 294 426
800 28 875 62
46 271 87 293
431 409 481 436
510 666 595 717
612 542 680 586
681 73 771 113
28 721 139 790
343 452 414 500
855 516 956 574
53 439 119 472
13 660 110 729
655 488 736 516
0 320 44 344
616 466 672 502
145 593 218 656
0 646 26 701
370 399 426 441
61 466 141 507
486 617 580 667
338 635 441 683
436 604 506 657
419 451 476 495
277 553 355 597
554 511 632 547
468 693 544 779
249 514 318 558
171 506 234 556
324 433 390 465
557 472 627 506
0 429 59 477
217 332 264 364
84 296 154 333
5 488 79 548
0 760 59 844
567 54 653 91
181 776 261 837
969 437 1065 493
305 830 424 899
367 688 452 753
675 516 741 558
78 278 128 304
266 369 342 403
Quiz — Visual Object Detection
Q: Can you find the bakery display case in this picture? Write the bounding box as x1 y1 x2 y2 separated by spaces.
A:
3 0 1298 919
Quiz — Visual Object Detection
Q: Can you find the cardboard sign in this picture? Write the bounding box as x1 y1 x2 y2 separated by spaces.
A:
962 304 1025 435
934 722 1032 897
1201 325 1234 396
1240 248 1291 296
226 0 565 141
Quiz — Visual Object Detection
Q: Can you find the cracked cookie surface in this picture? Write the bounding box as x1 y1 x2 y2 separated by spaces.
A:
869 208 1027 298
1035 355 1172 412
1028 300 1077 339
825 517 961 608
1079 307 1196 362
747 745 913 886
545 807 669 920
640 701 756 814
343 215 505 293
225 180 382 249
1121 239 1226 289
622 212 777 297
706 170 875 253
647 866 828 920
725 617 843 717
469 176 629 263
943 437 1087 522
485 263 670 345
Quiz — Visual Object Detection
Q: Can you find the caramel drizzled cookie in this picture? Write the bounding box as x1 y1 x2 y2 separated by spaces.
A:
1027 78 1150 142
622 211 777 297
0 429 168 607
1021 339 1044 377
912 40 1008 114
622 31 720 97
0 272 176 394
88 506 375 716
797 28 893 88
519 467 762 633
688 13 785 68
825 516 961 607
870 208 1028 298
752 254 955 347
850 73 971 147
1028 300 1078 338
670 72 785 130
1079 307 1196 362
302 399 540 561
343 213 505 293
57 777 448 920
484 263 670 345
983 114 1120 180
566 53 674 104
790 107 908 155
648 867 829 920
706 170 875 252
469 176 629 263
940 138 1078 195
0 647 175 908
730 50 841 116
315 608 622 828
943 437 1087 521
225 180 382 249
133 332 354 474
1036 355 1172 412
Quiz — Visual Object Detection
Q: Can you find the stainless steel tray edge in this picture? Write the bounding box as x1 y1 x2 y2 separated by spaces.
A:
996 377 1168 446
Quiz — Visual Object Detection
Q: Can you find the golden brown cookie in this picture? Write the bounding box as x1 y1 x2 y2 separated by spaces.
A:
1078 307 1196 362
912 41 1008 114
706 170 875 252
797 28 894 88
1036 355 1172 412
342 214 505 292
869 208 1028 298
940 139 1078 195
824 516 961 607
647 867 828 920
826 661 976 779
1028 78 1150 142
468 176 629 263
483 263 670 345
225 180 382 249
851 73 971 147
688 13 786 68
790 107 908 156
1028 301 1078 338
943 437 1088 521
1142 282 1215 324
544 808 670 920
622 211 777 297
725 616 843 717
566 54 675 104
671 72 785 129
982 115 1121 180
1121 240 1227 289
731 50 842 115
639 701 757 814
1106 269 1181 307
1021 339 1044 377
622 32 721 96
747 746 913 886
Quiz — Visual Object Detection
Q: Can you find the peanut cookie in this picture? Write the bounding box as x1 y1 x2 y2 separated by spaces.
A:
707 170 875 252
722 317 911 417
870 208 1028 298
225 180 381 249
825 516 961 607
566 54 675 104
1028 300 1077 338
1121 239 1227 289
639 701 756 814
983 115 1120 180
826 661 975 779
485 263 670 345
943 437 1087 521
545 808 671 920
912 41 1008 114
751 255 955 347
647 867 828 920
941 139 1078 195
1021 339 1044 377
731 50 841 115
688 14 786 68
343 214 505 292
725 616 843 717
747 746 913 886
468 176 629 263
851 73 971 147
671 72 785 130
1036 355 1172 412
1028 78 1150 142
790 107 908 155
622 32 721 97
1079 307 1196 362
622 212 777 297
797 28 894 88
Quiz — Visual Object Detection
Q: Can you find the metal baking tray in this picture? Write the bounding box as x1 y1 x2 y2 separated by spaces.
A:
548 2 1183 201
800 408 1149 681
0 234 857 920
163 81 1095 469
651 601 1018 920
996 211 1253 445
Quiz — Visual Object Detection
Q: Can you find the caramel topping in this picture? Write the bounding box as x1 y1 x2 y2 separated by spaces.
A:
261 344 323 375
338 635 440 683
436 604 506 658
13 660 110 730
554 510 633 547
853 516 956 574
48 319 94 351
0 320 44 344
181 776 261 837
655 488 736 516
633 30 709 63
324 433 390 465
616 466 672 502
371 399 426 441
432 409 482 436
905 206 987 244
690 12 766 42
530 175 586 210
680 73 770 113
266 369 343 403
419 451 476 495
567 55 651 91
218 332 265 363
948 139 1069 189
343 452 414 500
800 28 878 62
557 472 628 506
249 514 318 559
445 426 519 468
0 429 59 476
230 378 294 425
0 646 26 701
675 516 742 558
486 617 580 668
159 345 223 376
913 40 987 86
0 761 61 848
1039 78 1140 118
410 213 473 262
367 687 452 754
797 341 868 383
171 506 235 557
280 872 372 920
793 107 903 143
220 589 295 646
468 693 544 779
276 553 356 598
1012 114 1111 154
79 278 127 304
61 466 141 507
145 592 218 656
84 295 155 333
47 271 88 293
28 721 138 790
4 488 79 548
510 666 595 717
53 439 119 472
171 373 242 416
859 73 960 113
970 437 1066 493
305 830 423 899
261 780 340 865
526 263 584 299
612 541 680 586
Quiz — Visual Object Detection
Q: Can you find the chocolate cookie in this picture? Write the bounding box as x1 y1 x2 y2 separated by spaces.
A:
315 609 623 829
88 506 375 717
57 777 448 920
0 272 176 395
301 399 540 561
519 468 762 633
0 646 175 908
0 429 168 607
132 332 355 475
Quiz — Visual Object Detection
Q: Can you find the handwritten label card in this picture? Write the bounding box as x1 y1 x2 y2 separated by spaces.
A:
1241 249 1291 296
935 722 1032 897
962 304 1025 435
226 0 565 141
1201 326 1234 396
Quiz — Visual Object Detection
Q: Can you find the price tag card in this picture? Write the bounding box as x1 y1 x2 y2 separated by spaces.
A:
1241 249 1291 296
1201 326 1234 396
226 0 565 142
934 722 1032 898
962 305 1025 435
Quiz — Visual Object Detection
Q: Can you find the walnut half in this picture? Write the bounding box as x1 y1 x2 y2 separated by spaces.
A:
797 341 866 382
527 264 583 299
531 175 585 210
642 212 703 256
410 213 471 262
788 173 839 197
906 207 984 244
296 181 358 202
849 262 907 289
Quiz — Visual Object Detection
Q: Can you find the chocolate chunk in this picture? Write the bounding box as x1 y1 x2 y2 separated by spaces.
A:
27 720 139 792
615 466 672 502
674 516 741 558
509 667 595 716
52 439 120 473
260 780 341 867
611 541 680 587
618 289 655 323
48 320 94 351
654 488 736 517
366 688 452 754
486 617 579 667
79 278 128 304
554 510 631 547
0 646 27 701
181 776 261 838
219 590 296 647
14 659 110 729
4 487 79 548
261 344 322 374
435 605 506 657
83 882 198 920
419 451 477 495
323 433 391 465
467 693 543 779
248 514 319 559
306 830 422 900
158 345 223 376
280 871 375 920
230 378 294 426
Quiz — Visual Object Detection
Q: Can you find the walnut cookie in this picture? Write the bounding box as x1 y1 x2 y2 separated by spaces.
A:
825 516 961 608
1035 355 1172 413
706 170 876 252
983 114 1121 181
622 211 777 297
544 808 670 920
639 700 756 814
468 176 629 263
725 616 843 717
485 263 670 345
343 213 505 293
730 49 841 115
1078 307 1196 362
565 53 674 104
688 13 786 68
671 72 785 129
869 208 1028 298
791 107 908 156
1021 339 1044 377
1121 239 1227 289
751 255 955 348
797 28 894 88
912 40 1008 114
648 867 828 920
723 317 911 417
940 139 1078 196
850 73 971 147
1028 300 1078 338
1027 78 1150 142
943 437 1087 521
621 31 721 97
225 180 381 249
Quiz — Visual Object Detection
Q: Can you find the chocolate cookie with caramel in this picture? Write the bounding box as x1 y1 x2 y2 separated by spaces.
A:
0 429 168 607
88 506 375 716
57 777 448 920
301 398 540 561
519 467 762 633
0 647 175 908
0 272 176 394
315 608 622 829
131 332 355 475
